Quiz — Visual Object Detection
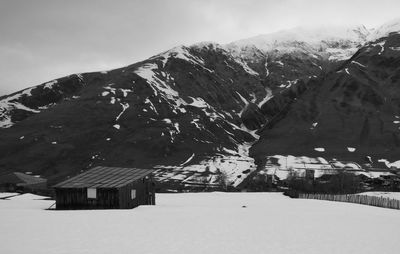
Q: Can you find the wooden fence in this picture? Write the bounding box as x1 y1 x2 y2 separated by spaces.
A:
299 193 400 210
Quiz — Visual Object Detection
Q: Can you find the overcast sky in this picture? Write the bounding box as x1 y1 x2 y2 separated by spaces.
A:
1 0 399 95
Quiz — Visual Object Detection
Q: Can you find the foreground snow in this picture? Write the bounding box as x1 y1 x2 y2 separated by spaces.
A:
1 192 400 254
0 192 19 198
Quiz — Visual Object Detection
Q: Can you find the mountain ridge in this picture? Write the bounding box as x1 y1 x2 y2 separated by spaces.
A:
1 20 400 190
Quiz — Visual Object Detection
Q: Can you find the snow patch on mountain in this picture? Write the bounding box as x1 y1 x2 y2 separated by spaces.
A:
369 18 400 41
134 63 188 114
144 98 158 114
115 102 129 121
327 47 360 61
188 96 208 108
161 119 181 143
377 158 400 169
351 60 366 68
231 57 259 76
236 92 249 105
153 46 214 73
232 25 369 48
190 119 202 129
258 87 273 107
180 153 195 166
225 25 369 63
120 88 133 97
0 87 42 128
136 67 174 98
347 147 356 152
43 80 58 89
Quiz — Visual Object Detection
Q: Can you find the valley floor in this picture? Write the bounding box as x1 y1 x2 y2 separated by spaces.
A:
1 192 400 254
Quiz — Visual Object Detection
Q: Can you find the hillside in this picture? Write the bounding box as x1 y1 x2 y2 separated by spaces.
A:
0 22 399 189
252 32 400 168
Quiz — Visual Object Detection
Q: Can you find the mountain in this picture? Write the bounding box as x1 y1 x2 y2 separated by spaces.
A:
0 45 261 187
251 30 400 174
227 24 369 61
0 22 399 190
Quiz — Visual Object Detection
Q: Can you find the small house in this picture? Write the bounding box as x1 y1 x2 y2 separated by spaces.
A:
0 172 47 193
54 166 155 210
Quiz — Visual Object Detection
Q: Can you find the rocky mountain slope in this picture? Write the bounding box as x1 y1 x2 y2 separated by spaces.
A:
0 21 399 189
251 31 400 167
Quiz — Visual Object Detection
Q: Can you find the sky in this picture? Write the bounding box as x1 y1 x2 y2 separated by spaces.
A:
1 0 400 95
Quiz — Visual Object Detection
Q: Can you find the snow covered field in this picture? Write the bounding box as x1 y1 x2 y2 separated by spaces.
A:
0 192 19 198
1 192 400 254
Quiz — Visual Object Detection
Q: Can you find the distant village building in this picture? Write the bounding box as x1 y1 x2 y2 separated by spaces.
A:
305 169 315 180
0 172 47 193
54 166 155 210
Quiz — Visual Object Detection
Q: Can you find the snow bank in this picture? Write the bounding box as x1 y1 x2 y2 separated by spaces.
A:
1 193 400 254
0 192 19 198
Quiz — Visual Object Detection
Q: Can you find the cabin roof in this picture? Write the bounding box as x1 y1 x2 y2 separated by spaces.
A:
53 166 155 189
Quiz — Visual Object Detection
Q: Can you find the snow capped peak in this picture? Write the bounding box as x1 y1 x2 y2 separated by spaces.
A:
369 17 400 41
151 45 186 60
191 41 222 50
222 24 370 62
228 24 369 50
150 44 209 68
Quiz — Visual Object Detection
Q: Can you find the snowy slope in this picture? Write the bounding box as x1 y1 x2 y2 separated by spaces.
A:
0 87 40 128
1 193 400 254
0 74 85 128
251 31 400 172
232 25 369 46
0 44 265 188
369 18 400 41
225 25 370 61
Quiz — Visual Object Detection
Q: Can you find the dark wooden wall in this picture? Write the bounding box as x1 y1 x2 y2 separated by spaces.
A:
55 188 119 209
118 176 156 209
55 175 156 210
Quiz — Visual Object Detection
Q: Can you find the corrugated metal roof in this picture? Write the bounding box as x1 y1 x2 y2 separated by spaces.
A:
53 166 155 189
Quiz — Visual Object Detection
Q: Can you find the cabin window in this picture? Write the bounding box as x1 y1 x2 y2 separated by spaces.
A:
87 188 97 199
131 189 136 199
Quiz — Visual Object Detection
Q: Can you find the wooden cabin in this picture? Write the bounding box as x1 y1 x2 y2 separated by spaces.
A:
54 166 155 210
0 172 47 193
